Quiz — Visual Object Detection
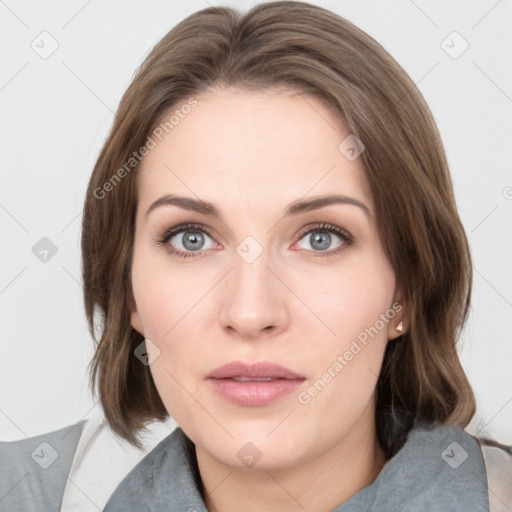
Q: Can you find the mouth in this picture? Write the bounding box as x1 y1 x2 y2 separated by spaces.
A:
207 361 305 406
230 376 282 382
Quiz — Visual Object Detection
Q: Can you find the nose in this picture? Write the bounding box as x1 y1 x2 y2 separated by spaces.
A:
218 249 289 340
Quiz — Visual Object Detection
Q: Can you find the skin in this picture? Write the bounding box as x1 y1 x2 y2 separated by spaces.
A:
130 86 406 512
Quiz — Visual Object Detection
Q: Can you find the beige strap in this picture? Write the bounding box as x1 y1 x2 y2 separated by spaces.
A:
478 440 512 512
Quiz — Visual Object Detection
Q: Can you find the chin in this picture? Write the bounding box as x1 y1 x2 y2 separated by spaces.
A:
193 421 313 470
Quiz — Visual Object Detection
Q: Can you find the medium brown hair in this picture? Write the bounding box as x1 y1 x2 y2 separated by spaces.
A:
82 1 475 453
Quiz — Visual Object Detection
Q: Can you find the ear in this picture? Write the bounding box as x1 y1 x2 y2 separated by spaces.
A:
388 288 409 341
130 290 144 336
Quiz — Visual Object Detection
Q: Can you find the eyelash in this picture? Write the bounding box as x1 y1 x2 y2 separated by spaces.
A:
154 222 354 259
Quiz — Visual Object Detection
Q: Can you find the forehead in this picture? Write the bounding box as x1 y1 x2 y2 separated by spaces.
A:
137 87 371 215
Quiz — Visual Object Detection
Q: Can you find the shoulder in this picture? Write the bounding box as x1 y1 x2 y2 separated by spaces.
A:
363 421 489 511
410 422 512 512
0 413 177 512
404 421 488 469
60 411 177 510
0 420 86 511
102 427 199 511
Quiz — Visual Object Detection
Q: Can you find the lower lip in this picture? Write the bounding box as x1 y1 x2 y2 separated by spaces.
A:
208 378 304 406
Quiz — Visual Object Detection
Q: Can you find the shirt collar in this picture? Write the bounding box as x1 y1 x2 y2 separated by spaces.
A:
103 422 489 511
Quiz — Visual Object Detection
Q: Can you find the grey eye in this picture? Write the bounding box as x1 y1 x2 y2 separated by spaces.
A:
297 230 344 252
170 230 215 252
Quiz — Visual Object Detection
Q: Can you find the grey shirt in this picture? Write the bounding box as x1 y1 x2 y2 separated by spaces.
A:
102 421 489 511
0 420 490 511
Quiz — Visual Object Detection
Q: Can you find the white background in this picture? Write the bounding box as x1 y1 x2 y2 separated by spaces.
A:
1 0 511 443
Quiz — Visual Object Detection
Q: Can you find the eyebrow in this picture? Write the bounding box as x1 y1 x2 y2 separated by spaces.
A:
145 193 371 220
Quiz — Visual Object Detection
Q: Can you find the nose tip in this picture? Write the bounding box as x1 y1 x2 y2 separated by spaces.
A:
225 319 277 338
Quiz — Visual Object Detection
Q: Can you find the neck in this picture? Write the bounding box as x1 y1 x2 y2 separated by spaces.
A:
195 409 387 512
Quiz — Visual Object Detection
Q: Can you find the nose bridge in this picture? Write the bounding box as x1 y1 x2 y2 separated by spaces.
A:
218 243 287 337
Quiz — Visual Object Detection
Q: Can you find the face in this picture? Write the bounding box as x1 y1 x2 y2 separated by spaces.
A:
130 86 403 471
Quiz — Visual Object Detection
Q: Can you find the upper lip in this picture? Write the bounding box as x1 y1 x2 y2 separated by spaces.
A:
208 361 305 380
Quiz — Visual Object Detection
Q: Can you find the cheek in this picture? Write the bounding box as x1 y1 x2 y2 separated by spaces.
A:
301 251 396 343
130 247 212 396
294 254 395 403
131 246 198 339
131 252 201 419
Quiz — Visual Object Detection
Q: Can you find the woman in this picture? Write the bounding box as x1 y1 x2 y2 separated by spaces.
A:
1 2 510 511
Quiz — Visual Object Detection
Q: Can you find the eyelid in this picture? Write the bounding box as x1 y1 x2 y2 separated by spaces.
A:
154 222 220 249
291 222 354 257
295 222 353 244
